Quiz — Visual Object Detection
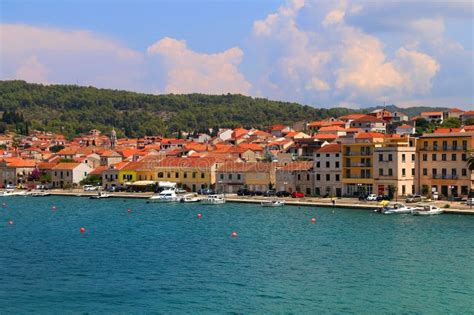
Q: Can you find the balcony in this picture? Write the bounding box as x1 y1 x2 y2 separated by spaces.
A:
344 151 372 156
432 174 459 180
420 146 463 151
344 175 373 179
345 163 372 167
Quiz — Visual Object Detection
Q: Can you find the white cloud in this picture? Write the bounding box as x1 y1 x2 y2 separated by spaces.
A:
147 37 251 94
322 9 345 27
14 56 50 84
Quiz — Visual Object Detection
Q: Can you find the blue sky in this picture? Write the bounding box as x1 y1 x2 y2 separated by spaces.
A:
1 0 473 109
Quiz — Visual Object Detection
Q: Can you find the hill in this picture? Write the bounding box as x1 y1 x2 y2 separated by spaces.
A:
0 80 450 138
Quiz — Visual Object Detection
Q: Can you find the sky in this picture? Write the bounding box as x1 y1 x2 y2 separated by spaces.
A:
1 0 473 109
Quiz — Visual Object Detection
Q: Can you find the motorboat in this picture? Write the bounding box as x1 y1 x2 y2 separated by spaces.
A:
382 202 415 214
1 189 28 197
261 200 285 207
200 194 226 205
90 191 111 199
412 205 443 216
180 194 200 203
148 189 178 202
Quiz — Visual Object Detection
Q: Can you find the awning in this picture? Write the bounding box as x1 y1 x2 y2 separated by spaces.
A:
131 180 156 186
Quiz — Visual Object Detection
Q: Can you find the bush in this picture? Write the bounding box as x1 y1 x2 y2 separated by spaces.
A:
443 204 450 209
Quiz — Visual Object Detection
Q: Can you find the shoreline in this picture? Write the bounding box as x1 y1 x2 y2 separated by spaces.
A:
41 190 474 215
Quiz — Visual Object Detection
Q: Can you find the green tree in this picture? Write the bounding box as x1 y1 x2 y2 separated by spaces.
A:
440 117 461 128
49 144 65 153
463 118 474 125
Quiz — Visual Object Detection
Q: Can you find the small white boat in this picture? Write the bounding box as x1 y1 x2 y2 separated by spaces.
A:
261 200 285 207
412 205 443 216
180 194 200 203
90 192 111 199
148 189 178 202
200 194 226 205
382 203 415 214
1 189 27 196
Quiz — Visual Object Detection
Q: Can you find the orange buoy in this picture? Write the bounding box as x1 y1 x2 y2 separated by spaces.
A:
8 220 13 225
197 213 202 219
231 231 238 238
311 218 316 224
79 227 86 233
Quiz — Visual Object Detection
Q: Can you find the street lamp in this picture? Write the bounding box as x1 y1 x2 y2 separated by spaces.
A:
450 185 454 202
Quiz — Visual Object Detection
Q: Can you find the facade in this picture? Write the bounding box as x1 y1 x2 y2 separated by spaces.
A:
396 124 415 135
216 162 275 193
421 111 443 123
350 116 387 133
275 161 313 194
51 162 92 188
0 158 36 186
416 132 473 199
313 143 342 197
373 137 416 197
392 112 409 122
99 150 122 166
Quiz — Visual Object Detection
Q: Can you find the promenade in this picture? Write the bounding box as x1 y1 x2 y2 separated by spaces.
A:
46 189 474 215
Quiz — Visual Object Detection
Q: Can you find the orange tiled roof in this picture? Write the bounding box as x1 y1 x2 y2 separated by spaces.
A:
316 143 341 153
338 114 366 121
421 111 443 116
51 162 81 170
318 126 346 132
312 133 338 140
355 132 386 139
37 161 58 170
434 128 463 133
237 143 264 151
1 157 36 168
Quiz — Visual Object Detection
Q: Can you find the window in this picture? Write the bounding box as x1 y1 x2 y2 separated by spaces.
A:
462 168 467 176
306 174 310 181
442 141 447 150
379 168 383 176
411 154 415 161
402 154 406 162
184 172 187 178
462 140 467 150
316 153 320 157
316 161 320 168
433 141 438 150
388 154 393 161
325 161 330 168
326 153 330 157
297 174 301 180
335 174 340 181
441 168 446 176
412 185 415 194
452 168 457 176
453 140 458 150
326 174 330 181
442 153 447 161
192 172 197 178
432 168 437 176
379 154 383 161
388 169 393 176
432 154 437 161
462 154 467 161
228 174 232 180
175 172 179 178
316 174 320 180
451 154 456 161
402 168 406 177
220 174 224 180
423 141 428 149
158 172 164 178
201 173 205 179
335 153 339 157
115 174 118 180
167 173 171 178
335 161 340 168
237 174 241 180
422 154 427 161
423 168 427 176
402 185 406 195
411 168 415 176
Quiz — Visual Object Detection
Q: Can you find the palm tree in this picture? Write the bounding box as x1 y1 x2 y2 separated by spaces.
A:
468 155 474 171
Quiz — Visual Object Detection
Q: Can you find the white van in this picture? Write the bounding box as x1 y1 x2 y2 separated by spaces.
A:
83 185 97 191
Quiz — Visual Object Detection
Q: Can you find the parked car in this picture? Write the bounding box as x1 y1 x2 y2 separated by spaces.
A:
466 198 474 206
263 190 276 197
83 185 98 191
106 186 116 192
276 191 291 197
6 184 16 190
358 193 369 201
198 188 215 195
237 189 251 196
291 191 305 198
376 195 390 201
366 194 378 201
406 195 422 203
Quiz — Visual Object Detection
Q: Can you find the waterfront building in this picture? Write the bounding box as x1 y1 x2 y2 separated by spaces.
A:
0 158 36 186
216 162 275 193
373 136 416 197
101 161 130 189
416 131 473 199
275 161 313 194
51 162 92 188
341 133 385 196
313 143 342 197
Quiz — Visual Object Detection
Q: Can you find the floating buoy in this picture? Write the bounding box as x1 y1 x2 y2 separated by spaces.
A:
197 213 202 219
51 205 57 211
127 208 132 213
231 231 238 238
79 227 86 233
8 220 13 225
311 218 316 224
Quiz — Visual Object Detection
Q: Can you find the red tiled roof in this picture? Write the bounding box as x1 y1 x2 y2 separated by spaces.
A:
448 108 464 113
316 143 341 153
318 126 346 132
237 143 264 151
352 115 385 123
355 132 386 139
421 111 443 116
51 162 81 170
398 124 413 129
338 114 366 121
463 110 474 116
312 133 337 140
1 157 36 168
434 128 463 133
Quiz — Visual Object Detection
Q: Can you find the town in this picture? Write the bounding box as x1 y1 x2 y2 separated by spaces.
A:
0 108 473 203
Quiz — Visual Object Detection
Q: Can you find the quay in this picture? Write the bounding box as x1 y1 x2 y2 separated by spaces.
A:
45 190 474 215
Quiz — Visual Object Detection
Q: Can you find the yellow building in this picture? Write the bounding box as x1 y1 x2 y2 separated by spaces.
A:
341 133 385 196
416 131 473 199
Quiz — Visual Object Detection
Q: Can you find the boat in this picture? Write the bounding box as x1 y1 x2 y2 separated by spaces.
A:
382 202 415 214
89 192 111 199
0 189 28 197
412 204 443 216
148 189 178 202
200 194 226 205
180 194 200 203
261 200 285 207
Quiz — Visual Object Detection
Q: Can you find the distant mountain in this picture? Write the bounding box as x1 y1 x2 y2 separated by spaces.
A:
0 80 453 138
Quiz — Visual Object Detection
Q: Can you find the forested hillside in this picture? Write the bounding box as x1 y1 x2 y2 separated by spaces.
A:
0 80 448 138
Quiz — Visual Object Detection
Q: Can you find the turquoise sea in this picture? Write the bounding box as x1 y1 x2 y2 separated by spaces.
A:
1 196 473 313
